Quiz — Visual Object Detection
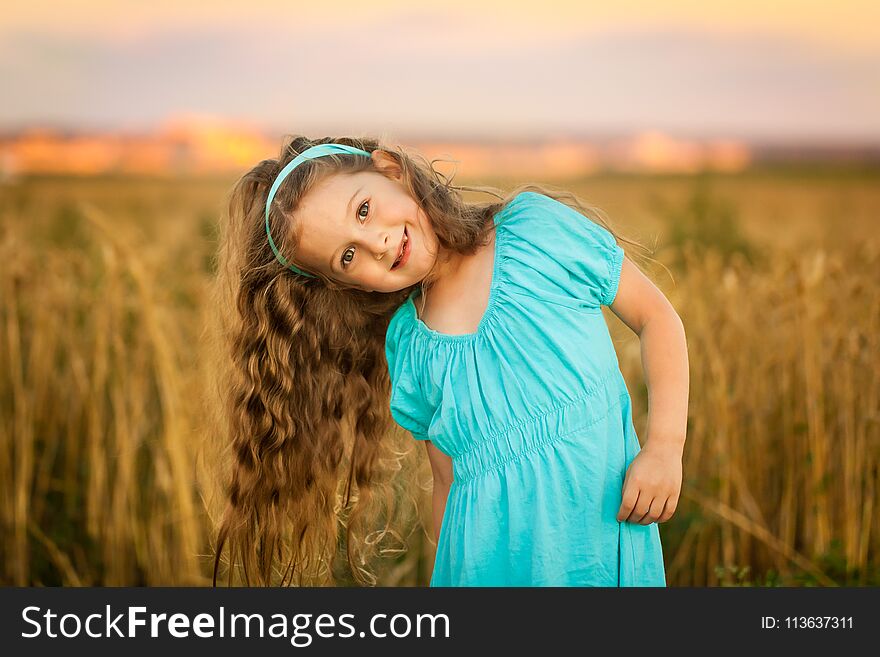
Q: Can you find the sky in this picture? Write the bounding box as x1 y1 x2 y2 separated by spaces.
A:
2 0 878 142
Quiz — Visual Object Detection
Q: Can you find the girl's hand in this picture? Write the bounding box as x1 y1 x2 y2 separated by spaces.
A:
616 442 683 525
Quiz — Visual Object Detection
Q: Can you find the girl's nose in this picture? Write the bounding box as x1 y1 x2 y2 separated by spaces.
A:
372 232 390 260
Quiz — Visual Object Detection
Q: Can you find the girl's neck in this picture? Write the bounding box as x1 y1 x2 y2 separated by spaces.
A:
413 247 464 318
430 246 466 288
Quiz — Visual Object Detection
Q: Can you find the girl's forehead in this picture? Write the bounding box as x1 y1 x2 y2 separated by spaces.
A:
299 171 370 216
292 173 367 272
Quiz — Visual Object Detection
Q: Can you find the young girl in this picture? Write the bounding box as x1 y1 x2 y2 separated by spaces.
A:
210 135 688 587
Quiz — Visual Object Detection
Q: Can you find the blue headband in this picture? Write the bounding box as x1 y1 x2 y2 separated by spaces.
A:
265 143 372 277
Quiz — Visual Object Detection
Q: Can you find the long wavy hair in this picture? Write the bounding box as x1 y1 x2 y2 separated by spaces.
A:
207 134 650 586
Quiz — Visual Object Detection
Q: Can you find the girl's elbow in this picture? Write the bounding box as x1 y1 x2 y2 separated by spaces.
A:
640 302 683 337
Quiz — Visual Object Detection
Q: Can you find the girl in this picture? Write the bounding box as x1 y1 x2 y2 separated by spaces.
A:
210 135 688 587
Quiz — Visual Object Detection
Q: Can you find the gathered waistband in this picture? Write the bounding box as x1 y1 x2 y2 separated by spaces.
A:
451 371 629 484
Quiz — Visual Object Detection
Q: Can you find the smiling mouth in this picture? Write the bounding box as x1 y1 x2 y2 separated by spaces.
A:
391 227 409 270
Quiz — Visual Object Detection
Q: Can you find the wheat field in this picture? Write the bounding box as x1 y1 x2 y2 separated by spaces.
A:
1 168 877 586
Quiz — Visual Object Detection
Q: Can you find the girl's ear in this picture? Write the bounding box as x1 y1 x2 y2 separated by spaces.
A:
370 149 402 180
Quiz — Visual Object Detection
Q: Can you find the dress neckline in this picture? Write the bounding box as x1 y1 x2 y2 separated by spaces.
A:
405 193 525 343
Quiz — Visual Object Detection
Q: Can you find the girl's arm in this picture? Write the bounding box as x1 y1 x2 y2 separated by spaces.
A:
609 256 689 524
432 483 452 544
425 441 454 543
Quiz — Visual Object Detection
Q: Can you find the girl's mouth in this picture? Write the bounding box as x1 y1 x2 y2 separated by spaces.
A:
391 227 410 270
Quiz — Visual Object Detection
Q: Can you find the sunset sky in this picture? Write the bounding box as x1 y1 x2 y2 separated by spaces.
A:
2 1 878 142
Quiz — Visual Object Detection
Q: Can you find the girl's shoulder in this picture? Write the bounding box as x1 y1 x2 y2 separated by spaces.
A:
495 191 625 309
384 299 432 441
493 190 549 229
495 190 604 238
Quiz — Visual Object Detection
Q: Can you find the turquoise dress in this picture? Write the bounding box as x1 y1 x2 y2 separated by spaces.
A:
384 191 666 586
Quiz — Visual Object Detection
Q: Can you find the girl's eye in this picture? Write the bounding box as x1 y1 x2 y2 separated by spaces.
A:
341 200 370 270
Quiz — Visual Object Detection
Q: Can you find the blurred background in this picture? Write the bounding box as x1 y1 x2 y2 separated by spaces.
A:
1 0 877 586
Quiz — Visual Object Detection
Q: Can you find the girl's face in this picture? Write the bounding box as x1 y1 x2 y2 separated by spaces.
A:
293 151 440 293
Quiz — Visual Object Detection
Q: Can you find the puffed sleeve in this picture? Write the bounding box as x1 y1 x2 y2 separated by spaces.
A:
384 311 431 441
501 192 625 308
